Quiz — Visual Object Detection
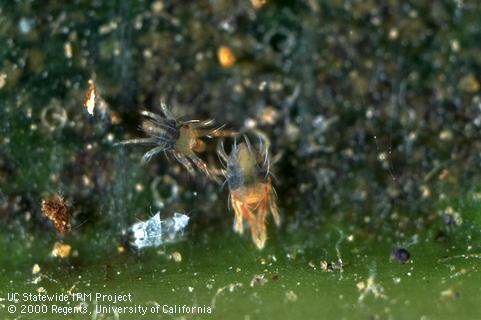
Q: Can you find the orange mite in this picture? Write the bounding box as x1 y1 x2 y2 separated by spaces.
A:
41 194 71 234
117 102 227 181
218 136 280 249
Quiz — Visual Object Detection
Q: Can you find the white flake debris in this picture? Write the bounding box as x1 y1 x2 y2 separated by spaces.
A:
64 42 73 59
285 290 298 302
357 275 386 302
130 212 189 249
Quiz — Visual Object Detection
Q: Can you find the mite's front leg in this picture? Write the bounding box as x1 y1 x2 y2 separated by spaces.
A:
174 152 195 174
189 152 220 182
257 198 269 249
142 145 167 163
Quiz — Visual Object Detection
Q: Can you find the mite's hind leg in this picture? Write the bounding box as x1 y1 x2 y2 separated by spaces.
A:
231 195 244 235
256 199 269 249
269 191 281 227
235 200 261 248
241 202 263 249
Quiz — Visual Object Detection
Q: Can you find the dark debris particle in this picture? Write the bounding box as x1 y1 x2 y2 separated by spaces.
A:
391 247 411 263
41 193 71 234
443 214 455 226
435 231 448 242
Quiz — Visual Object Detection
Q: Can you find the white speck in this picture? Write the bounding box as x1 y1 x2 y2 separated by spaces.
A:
151 0 164 13
451 39 460 52
64 42 73 59
32 264 41 275
285 290 298 302
244 118 257 129
388 28 399 40
99 21 118 34
0 73 6 89
19 17 34 34
172 212 190 232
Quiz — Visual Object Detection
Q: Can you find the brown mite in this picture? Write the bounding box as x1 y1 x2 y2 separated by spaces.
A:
41 194 71 234
117 102 228 181
218 135 281 249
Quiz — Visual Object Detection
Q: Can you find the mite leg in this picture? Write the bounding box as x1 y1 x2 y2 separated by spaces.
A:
140 110 168 123
241 202 263 249
174 152 195 174
188 119 215 128
115 138 157 146
142 145 167 163
188 153 220 182
159 101 176 120
203 124 233 138
257 197 269 249
269 191 281 227
233 197 260 247
231 196 244 235
216 140 229 164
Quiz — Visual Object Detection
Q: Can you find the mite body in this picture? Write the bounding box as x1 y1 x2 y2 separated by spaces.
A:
117 103 225 180
218 136 280 249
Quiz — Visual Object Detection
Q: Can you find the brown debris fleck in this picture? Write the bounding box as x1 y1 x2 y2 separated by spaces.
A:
84 79 96 115
41 193 71 234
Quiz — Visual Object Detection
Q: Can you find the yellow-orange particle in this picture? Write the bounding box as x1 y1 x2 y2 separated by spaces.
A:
217 46 236 68
250 0 267 9
171 251 182 263
51 242 72 258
